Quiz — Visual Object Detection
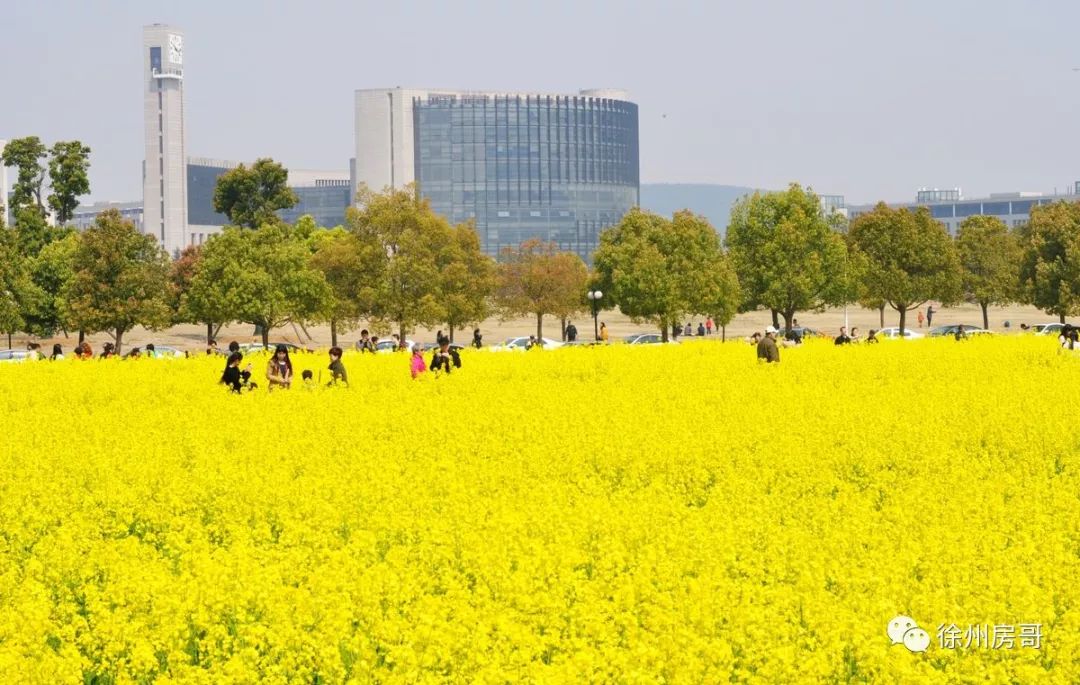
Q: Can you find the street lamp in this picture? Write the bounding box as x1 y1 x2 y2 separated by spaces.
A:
587 290 603 341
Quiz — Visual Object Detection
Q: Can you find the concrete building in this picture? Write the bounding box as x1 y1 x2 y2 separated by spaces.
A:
354 87 640 262
142 24 188 257
0 139 8 226
847 184 1080 234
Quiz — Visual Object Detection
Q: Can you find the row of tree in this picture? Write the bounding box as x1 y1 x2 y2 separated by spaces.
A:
2 136 91 224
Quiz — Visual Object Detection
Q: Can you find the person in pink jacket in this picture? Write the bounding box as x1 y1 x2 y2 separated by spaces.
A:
410 343 428 379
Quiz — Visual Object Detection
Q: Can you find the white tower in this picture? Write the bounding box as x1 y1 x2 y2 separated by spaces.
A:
142 25 187 256
0 139 8 226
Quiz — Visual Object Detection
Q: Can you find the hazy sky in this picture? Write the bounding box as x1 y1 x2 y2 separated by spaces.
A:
4 0 1080 205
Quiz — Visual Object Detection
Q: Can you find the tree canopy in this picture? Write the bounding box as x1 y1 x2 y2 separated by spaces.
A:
2 136 48 217
47 141 92 224
496 239 588 339
956 215 1022 329
212 158 298 229
1017 201 1080 324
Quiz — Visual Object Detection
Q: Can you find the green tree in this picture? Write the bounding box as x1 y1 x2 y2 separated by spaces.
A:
349 185 450 340
212 158 298 229
956 215 1022 329
701 252 742 341
24 232 78 338
65 210 172 353
186 223 331 346
725 184 849 333
47 141 92 224
0 223 43 347
310 227 366 348
594 208 739 341
848 203 963 334
496 239 589 339
1017 201 1080 324
169 244 227 345
1 136 48 217
438 222 497 342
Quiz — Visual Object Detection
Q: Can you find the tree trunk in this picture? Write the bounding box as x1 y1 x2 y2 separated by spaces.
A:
399 322 406 344
782 310 795 336
261 325 270 347
6 332 10 349
449 324 455 344
206 322 214 345
115 328 124 356
560 317 567 341
771 309 780 329
78 330 85 345
213 322 224 339
898 307 907 335
299 323 313 341
980 302 989 331
660 320 669 343
879 305 885 329
330 319 338 348
721 325 726 342
535 312 543 339
1061 312 1067 324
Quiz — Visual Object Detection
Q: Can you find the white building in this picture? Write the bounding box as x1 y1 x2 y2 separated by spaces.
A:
142 24 188 257
0 139 8 225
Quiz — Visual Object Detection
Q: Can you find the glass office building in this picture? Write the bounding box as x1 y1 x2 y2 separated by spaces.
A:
355 88 640 263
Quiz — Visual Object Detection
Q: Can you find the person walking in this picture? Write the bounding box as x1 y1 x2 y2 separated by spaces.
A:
917 310 925 328
757 326 780 363
705 317 713 335
600 322 609 342
926 305 935 327
472 328 483 349
327 346 348 386
266 344 294 390
565 322 578 342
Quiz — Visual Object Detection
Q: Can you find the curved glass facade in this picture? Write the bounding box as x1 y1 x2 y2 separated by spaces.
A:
413 93 639 262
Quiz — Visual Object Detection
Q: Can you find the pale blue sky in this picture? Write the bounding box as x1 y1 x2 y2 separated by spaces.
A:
3 0 1079 205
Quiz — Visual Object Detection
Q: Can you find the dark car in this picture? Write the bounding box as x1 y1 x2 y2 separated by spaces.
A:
928 324 990 337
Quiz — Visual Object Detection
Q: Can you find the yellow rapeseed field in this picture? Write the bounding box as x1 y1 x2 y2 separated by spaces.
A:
1 336 1078 683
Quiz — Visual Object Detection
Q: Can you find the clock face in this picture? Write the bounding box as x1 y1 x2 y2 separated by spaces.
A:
167 34 183 65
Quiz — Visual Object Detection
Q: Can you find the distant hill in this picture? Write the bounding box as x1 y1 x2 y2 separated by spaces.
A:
639 183 760 236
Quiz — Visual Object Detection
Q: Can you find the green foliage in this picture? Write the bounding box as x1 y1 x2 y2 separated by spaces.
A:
47 141 92 224
1017 201 1080 322
594 208 739 339
212 158 298 229
310 227 366 346
724 184 848 331
1 136 48 216
185 223 331 345
65 210 172 351
0 225 43 339
349 185 453 338
496 238 589 339
24 233 78 337
956 215 1022 328
438 222 497 341
847 203 963 332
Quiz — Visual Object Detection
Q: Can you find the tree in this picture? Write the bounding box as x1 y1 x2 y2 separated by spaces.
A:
848 203 963 334
65 210 172 353
310 228 366 348
1 136 48 217
0 223 43 347
186 223 331 346
725 184 849 333
212 158 298 229
701 252 742 342
496 239 588 339
169 244 227 344
1018 201 1080 324
438 222 497 342
594 208 739 341
47 141 92 224
12 205 56 257
956 215 1022 329
349 185 451 340
25 232 78 338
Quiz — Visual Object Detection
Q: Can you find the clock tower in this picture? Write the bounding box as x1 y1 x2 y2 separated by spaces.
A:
142 24 187 257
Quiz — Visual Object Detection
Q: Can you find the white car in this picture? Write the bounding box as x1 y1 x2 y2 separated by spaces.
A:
874 327 924 340
0 349 32 363
1035 323 1075 336
491 336 564 351
376 339 414 353
624 333 678 345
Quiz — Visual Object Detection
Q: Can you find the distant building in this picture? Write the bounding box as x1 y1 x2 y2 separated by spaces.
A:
354 87 640 262
0 139 8 225
848 186 1080 234
72 201 144 232
142 24 188 257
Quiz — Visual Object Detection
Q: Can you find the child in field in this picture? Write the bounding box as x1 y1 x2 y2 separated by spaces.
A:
221 352 248 393
266 344 293 390
327 347 348 386
410 344 427 379
302 369 317 390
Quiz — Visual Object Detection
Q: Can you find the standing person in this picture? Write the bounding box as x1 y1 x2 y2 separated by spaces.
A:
600 322 609 342
77 342 93 359
472 328 483 349
266 344 293 390
145 343 157 359
50 344 65 360
697 322 706 337
749 332 761 346
207 339 218 355
430 338 461 375
100 343 115 359
1059 325 1073 350
565 322 578 342
866 329 880 344
917 310 925 328
926 305 935 327
705 317 713 336
327 346 348 386
757 326 780 363
834 327 852 345
849 327 861 343
684 322 692 337
410 343 427 379
27 342 44 360
355 330 375 353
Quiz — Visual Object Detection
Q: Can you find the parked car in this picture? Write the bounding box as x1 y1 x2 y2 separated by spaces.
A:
146 345 185 358
1035 323 1076 336
239 342 313 354
875 327 925 340
785 326 828 340
0 349 31 363
491 336 564 351
928 324 991 337
376 339 414 353
624 333 676 345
